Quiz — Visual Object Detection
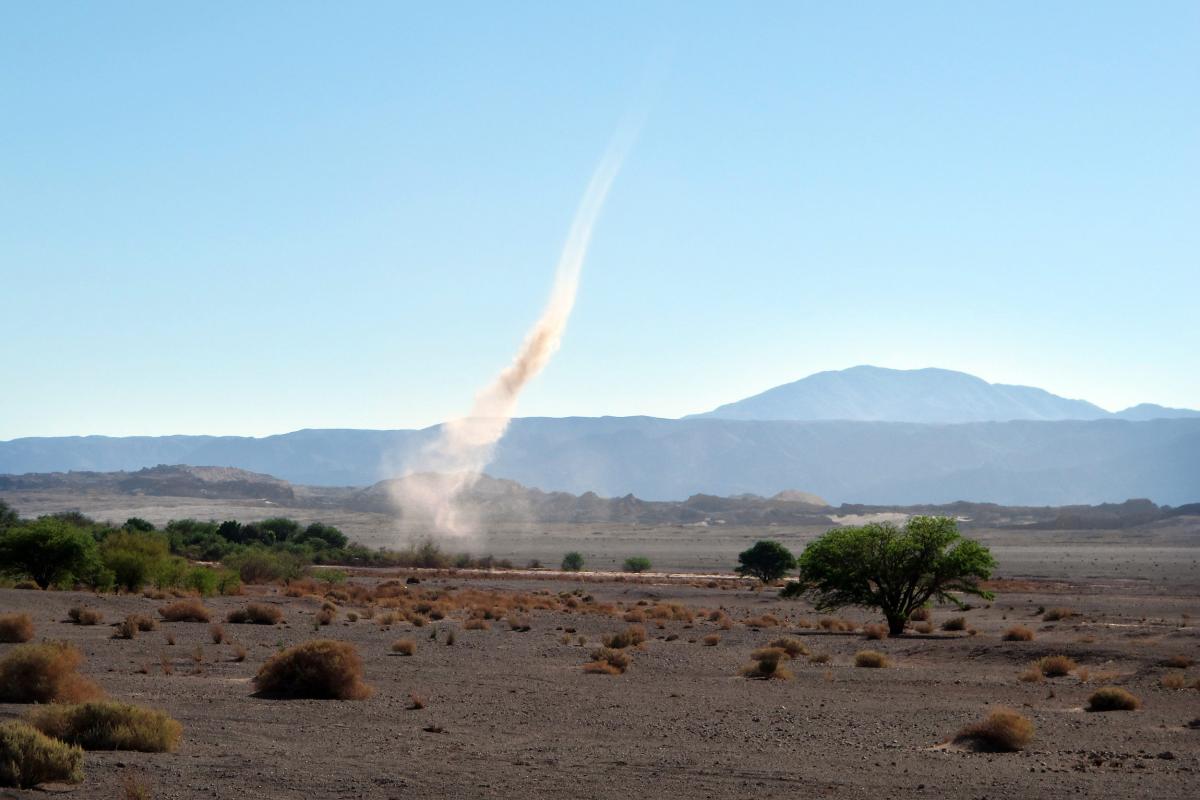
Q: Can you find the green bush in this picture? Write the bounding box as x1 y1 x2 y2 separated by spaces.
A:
623 556 652 573
0 720 84 788
735 540 797 583
561 551 584 572
224 548 308 584
0 518 102 589
25 701 182 752
100 530 170 592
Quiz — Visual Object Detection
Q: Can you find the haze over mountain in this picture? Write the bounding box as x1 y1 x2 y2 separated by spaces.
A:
1 367 1196 506
691 366 1198 423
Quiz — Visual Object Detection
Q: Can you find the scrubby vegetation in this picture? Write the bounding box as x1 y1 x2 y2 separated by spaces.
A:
941 616 966 631
226 603 284 624
391 639 416 656
561 551 584 572
1037 654 1077 677
67 606 103 625
0 613 34 643
0 720 84 788
854 649 890 668
795 516 995 635
1087 686 1140 712
741 647 793 680
622 556 652 573
0 642 104 704
254 640 372 699
735 540 796 583
26 701 182 752
954 707 1034 752
159 599 211 622
1003 626 1034 641
583 647 631 675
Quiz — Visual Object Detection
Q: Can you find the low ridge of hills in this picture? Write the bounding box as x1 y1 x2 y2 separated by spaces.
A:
3 464 1196 530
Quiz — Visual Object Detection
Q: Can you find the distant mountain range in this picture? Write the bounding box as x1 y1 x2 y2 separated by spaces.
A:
2 366 1197 506
690 366 1200 423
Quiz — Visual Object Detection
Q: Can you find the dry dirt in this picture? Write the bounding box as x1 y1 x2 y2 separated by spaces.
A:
2 563 1199 799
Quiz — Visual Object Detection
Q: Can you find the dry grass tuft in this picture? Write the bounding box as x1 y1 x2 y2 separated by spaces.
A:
1037 654 1077 677
862 623 888 640
954 707 1034 752
808 652 831 664
26 701 182 752
1002 626 1034 642
209 624 225 644
68 606 104 626
0 719 84 788
391 639 416 656
742 614 782 628
315 608 335 626
226 603 283 625
818 617 856 632
0 642 104 704
1018 666 1045 683
912 621 934 634
1042 607 1075 622
407 692 425 710
158 600 210 623
741 647 793 680
854 650 890 668
602 625 647 649
1163 654 1194 669
909 607 931 622
701 633 721 646
583 647 631 675
1160 671 1187 690
254 640 372 700
769 637 808 658
1087 686 1140 711
941 616 966 632
231 644 247 663
463 618 490 631
0 614 34 643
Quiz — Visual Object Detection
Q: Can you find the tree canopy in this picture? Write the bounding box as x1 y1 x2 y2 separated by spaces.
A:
796 516 995 635
735 540 797 583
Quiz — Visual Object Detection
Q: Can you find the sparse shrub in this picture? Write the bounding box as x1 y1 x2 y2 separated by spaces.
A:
68 606 103 626
1087 686 1140 712
602 625 647 649
445 629 456 646
254 640 372 700
1018 667 1045 683
159 654 173 675
231 644 247 663
854 649 890 668
583 647 631 675
863 623 888 640
113 616 139 640
0 642 104 703
1163 655 1194 669
622 556 651 573
743 614 782 628
818 617 855 632
701 633 720 646
954 707 1034 752
0 719 84 788
209 624 225 644
0 613 34 643
463 618 490 630
391 639 416 656
1037 654 1077 677
130 614 157 632
623 609 646 623
1042 607 1074 622
226 603 283 625
941 616 966 631
1003 626 1034 642
315 608 335 626
158 599 210 623
26 701 182 752
808 652 831 664
407 692 425 710
910 607 931 622
769 637 808 658
912 621 934 634
1160 671 1187 690
741 647 792 680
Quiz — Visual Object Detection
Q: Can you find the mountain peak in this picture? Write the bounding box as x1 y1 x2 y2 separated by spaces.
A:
689 365 1112 424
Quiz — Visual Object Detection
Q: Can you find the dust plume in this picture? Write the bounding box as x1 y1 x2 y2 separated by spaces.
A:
390 131 634 536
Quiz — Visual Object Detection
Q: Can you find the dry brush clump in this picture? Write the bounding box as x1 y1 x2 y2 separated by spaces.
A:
26 701 182 752
1037 654 1077 677
909 607 931 622
769 637 808 658
1087 686 1140 712
254 640 372 700
0 642 104 704
1003 626 1035 642
226 603 284 625
954 707 1035 752
68 606 104 626
911 621 934 634
741 647 793 680
0 720 84 789
1042 607 1075 622
602 625 647 649
701 633 721 646
862 623 888 640
941 616 966 632
854 649 891 668
158 600 211 623
1163 654 1194 669
583 647 631 675
1160 671 1188 690
391 638 416 656
0 613 34 643
818 617 857 633
743 614 782 629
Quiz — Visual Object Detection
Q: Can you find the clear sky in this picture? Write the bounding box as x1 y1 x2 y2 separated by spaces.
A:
2 2 1197 440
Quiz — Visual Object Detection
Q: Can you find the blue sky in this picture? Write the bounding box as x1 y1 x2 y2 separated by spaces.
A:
2 2 1197 439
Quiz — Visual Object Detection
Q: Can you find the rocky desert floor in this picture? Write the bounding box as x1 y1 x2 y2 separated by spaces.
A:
2 528 1200 800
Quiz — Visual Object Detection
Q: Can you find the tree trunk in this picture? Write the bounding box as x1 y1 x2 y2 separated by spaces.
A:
886 615 906 636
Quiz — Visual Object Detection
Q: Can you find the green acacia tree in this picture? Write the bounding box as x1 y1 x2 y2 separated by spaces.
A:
561 551 584 572
796 516 996 635
735 540 797 583
0 517 102 589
